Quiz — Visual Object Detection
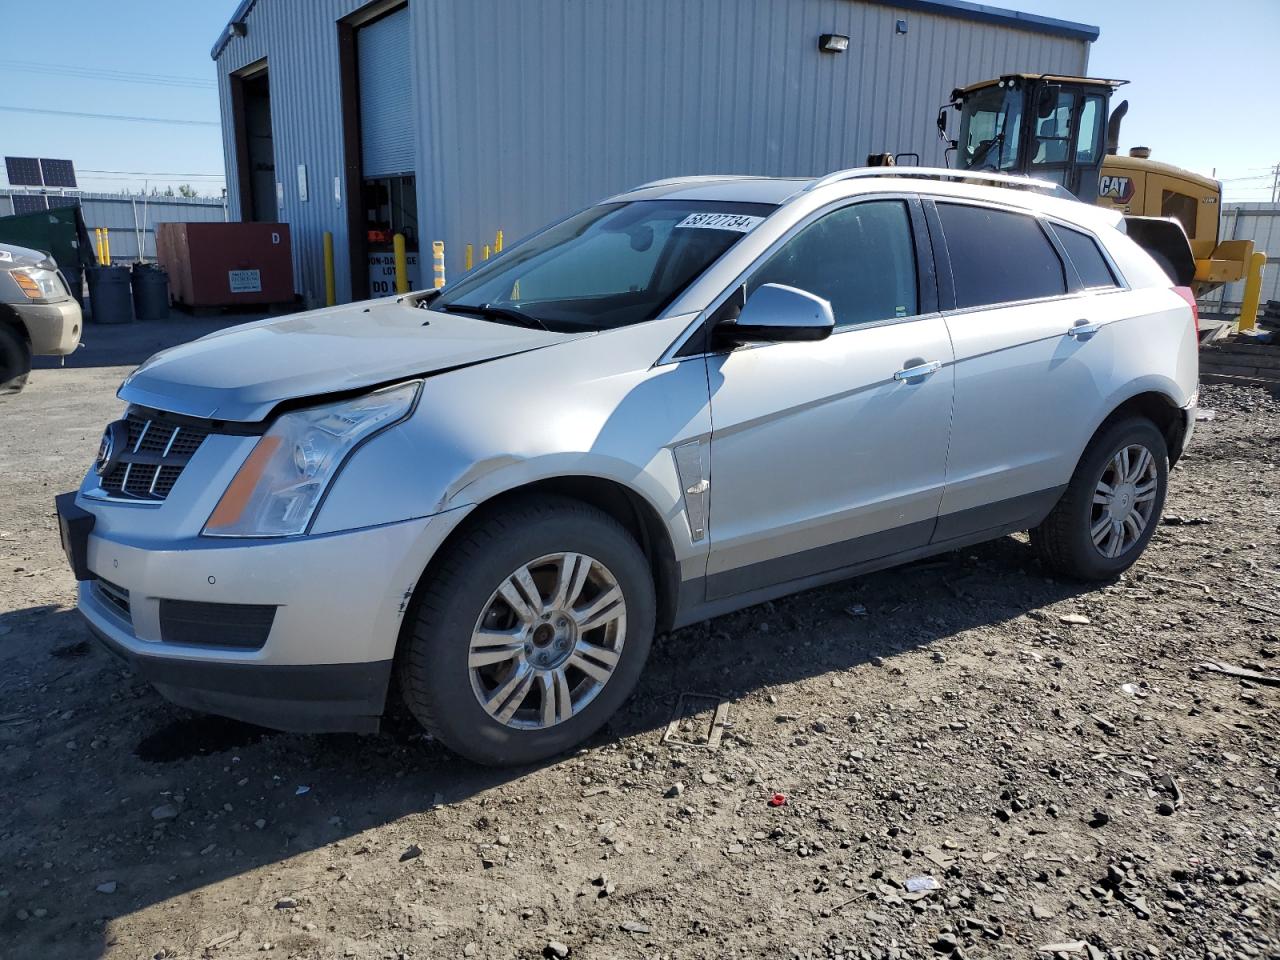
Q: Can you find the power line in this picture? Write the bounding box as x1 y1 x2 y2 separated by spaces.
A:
81 169 225 178
0 59 215 89
0 105 219 126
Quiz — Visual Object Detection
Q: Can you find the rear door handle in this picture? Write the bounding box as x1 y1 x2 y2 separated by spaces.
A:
1067 320 1100 339
894 360 943 381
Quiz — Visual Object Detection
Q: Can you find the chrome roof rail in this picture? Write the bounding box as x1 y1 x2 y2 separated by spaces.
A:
627 174 769 191
802 166 1074 200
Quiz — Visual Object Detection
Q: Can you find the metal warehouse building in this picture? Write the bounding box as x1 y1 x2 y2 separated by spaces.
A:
212 0 1098 307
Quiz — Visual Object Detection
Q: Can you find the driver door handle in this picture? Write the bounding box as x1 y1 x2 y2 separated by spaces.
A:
894 360 943 381
1067 320 1100 339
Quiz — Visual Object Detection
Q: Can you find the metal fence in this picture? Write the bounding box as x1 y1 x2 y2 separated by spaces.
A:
0 190 227 263
1201 202 1280 315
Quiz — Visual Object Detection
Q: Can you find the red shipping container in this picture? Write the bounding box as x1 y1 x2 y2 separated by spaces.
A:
156 222 295 308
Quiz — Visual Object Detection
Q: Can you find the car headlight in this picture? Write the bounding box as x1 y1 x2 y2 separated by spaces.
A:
13 265 65 301
203 381 422 538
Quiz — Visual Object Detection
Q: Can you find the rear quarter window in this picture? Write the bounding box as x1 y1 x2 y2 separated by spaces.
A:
936 203 1066 309
1051 224 1119 289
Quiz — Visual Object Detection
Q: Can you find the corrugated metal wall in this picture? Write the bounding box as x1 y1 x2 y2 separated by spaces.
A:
216 0 1090 304
0 191 227 262
1202 203 1280 314
414 0 1089 279
216 0 368 305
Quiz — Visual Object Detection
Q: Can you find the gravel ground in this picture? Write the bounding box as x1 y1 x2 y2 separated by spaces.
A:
1 331 1278 960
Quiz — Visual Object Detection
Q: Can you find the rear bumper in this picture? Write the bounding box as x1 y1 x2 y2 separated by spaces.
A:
16 298 82 355
85 617 391 733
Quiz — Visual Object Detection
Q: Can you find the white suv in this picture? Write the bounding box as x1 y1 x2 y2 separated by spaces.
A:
58 169 1198 765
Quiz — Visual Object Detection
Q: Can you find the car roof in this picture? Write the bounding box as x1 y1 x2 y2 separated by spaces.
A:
609 168 1124 235
611 176 812 205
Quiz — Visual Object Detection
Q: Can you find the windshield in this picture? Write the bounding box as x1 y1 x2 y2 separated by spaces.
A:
957 85 1023 172
433 199 775 333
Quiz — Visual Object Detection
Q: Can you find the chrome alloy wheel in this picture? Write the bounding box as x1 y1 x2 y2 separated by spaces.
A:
1090 443 1158 559
468 553 627 730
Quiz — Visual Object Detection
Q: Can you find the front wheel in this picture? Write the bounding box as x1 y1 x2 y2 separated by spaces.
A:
398 497 655 766
0 322 31 396
1031 417 1168 581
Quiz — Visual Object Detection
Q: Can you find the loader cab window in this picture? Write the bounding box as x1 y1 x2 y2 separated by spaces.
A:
957 85 1023 172
1027 87 1108 198
1075 96 1105 164
1031 89 1074 167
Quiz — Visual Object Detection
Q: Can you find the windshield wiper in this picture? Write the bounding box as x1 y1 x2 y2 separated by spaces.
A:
438 302 550 331
968 131 1004 169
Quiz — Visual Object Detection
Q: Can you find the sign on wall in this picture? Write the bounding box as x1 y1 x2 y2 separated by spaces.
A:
368 251 421 296
229 269 263 293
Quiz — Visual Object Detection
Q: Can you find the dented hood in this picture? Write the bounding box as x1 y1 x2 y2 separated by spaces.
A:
118 296 576 421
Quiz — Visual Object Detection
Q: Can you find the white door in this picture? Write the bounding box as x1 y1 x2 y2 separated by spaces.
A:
931 201 1125 540
704 199 955 601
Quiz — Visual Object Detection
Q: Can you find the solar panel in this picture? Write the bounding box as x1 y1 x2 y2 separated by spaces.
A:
11 195 49 215
46 195 80 209
39 158 77 188
5 156 43 187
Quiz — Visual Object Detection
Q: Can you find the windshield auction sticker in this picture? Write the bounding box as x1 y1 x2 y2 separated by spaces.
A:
675 212 764 233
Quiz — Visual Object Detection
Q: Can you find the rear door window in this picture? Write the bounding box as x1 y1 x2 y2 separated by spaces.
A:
1051 224 1119 289
748 200 919 328
937 203 1067 309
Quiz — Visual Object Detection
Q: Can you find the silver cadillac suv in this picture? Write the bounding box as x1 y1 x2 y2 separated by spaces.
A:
58 169 1199 765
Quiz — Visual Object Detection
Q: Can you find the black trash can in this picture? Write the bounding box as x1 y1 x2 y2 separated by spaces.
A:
85 265 133 325
130 262 170 321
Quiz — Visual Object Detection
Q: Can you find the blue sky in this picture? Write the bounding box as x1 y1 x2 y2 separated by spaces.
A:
0 1 1276 201
0 1 228 197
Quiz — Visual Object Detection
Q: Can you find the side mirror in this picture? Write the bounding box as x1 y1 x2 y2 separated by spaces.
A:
1035 83 1062 119
714 283 834 345
936 107 948 138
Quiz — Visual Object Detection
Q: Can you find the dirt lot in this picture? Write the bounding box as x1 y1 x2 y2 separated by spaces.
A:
2 324 1279 960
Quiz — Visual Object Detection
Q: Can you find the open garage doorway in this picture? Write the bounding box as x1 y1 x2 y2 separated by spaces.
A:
339 2 417 300
231 62 276 223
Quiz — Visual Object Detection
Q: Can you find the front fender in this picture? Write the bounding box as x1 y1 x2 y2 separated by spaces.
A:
311 316 712 566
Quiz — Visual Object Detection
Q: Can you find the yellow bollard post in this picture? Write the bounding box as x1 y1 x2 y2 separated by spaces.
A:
102 228 111 266
94 228 105 266
465 244 474 272
495 229 504 254
393 233 409 294
1237 250 1267 333
432 241 445 289
482 244 491 262
322 231 336 306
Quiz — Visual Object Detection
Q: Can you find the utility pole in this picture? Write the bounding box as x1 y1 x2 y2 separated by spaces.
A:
1272 162 1280 203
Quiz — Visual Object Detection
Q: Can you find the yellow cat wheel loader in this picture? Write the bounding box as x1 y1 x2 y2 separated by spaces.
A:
936 74 1265 329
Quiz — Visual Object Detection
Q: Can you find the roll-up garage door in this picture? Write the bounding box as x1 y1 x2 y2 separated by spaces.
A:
357 6 414 178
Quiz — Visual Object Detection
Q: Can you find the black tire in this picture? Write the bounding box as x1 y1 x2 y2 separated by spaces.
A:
1032 416 1168 581
399 496 655 766
0 321 31 396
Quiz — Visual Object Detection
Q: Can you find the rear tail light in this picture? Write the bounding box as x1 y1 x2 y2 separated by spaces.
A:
1173 285 1199 338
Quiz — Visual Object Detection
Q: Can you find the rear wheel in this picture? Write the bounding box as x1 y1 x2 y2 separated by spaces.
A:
0 322 31 395
1031 417 1168 580
399 497 655 766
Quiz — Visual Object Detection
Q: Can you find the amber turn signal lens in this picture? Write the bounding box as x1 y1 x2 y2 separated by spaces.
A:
204 435 283 531
13 272 42 300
